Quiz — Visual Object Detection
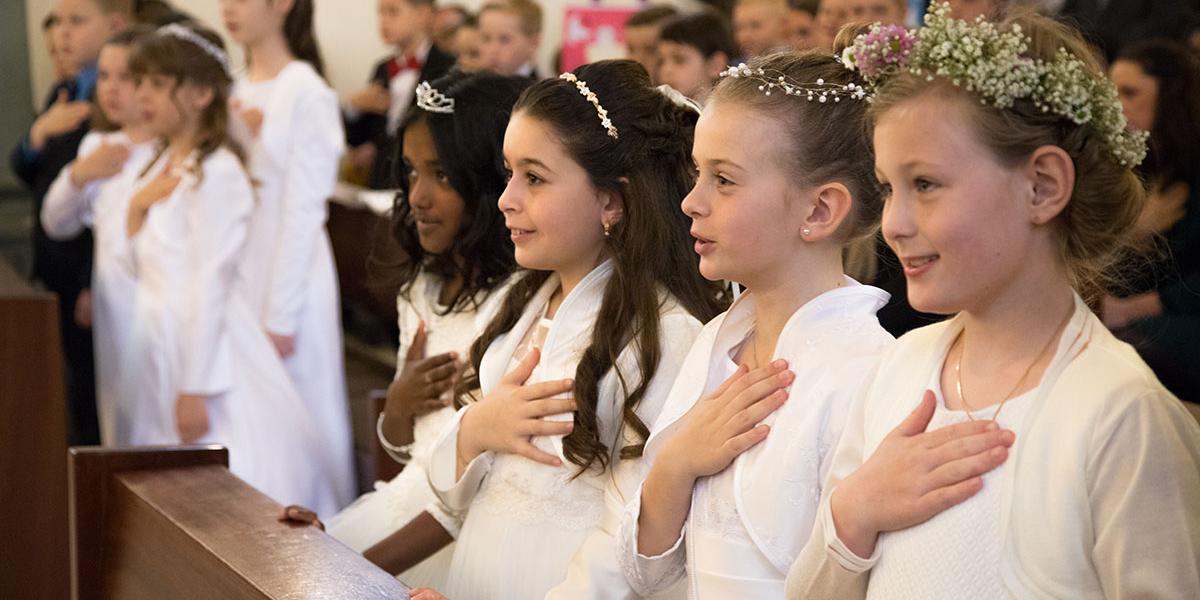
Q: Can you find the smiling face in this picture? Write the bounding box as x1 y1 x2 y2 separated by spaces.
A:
97 44 141 128
683 99 810 286
874 92 1048 315
402 118 466 255
498 112 616 277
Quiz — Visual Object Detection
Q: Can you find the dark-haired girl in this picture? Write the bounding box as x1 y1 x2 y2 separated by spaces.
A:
222 0 355 514
412 60 725 600
323 71 529 591
120 23 338 513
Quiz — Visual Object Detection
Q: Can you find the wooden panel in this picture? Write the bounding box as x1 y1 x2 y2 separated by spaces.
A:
70 447 408 599
0 257 69 600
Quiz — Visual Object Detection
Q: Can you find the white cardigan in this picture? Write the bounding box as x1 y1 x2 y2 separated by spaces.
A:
618 280 894 599
787 293 1200 599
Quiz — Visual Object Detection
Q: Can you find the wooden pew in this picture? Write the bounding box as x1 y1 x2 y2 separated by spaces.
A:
70 446 409 599
0 256 69 600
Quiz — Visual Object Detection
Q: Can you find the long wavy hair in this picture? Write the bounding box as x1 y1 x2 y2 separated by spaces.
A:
458 60 726 475
390 71 528 313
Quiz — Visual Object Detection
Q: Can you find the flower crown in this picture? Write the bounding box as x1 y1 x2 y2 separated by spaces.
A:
559 72 618 139
841 2 1148 166
719 63 871 103
157 23 231 77
416 81 455 114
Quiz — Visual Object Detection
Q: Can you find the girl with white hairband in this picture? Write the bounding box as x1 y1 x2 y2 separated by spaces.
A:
617 43 894 598
119 22 338 512
221 0 356 518
407 60 726 600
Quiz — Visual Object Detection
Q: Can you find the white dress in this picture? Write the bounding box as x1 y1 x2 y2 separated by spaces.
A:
326 271 511 590
426 262 705 599
40 130 156 445
230 60 355 514
118 148 341 512
619 281 894 600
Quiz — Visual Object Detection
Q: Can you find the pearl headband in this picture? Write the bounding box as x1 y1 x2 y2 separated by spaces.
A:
559 72 618 139
157 23 232 77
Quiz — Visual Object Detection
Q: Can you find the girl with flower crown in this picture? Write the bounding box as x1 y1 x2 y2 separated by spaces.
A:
616 47 895 599
787 6 1200 598
119 23 337 512
407 59 725 600
222 0 355 516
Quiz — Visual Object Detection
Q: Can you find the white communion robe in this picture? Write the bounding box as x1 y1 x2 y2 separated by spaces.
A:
41 130 155 444
619 279 894 600
787 293 1200 599
426 261 704 599
118 148 342 513
230 60 355 514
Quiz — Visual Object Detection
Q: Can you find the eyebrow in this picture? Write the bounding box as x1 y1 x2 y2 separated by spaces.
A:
695 157 745 172
515 157 555 174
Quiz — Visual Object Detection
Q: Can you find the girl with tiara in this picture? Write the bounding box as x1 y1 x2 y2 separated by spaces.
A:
409 60 725 600
788 5 1200 598
322 71 530 591
120 23 337 513
618 48 894 599
41 26 155 445
222 0 355 514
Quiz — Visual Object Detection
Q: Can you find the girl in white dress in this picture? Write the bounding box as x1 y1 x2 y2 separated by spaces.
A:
619 51 894 600
41 28 155 445
222 0 355 514
408 60 727 600
788 6 1200 598
322 72 531 590
120 23 338 512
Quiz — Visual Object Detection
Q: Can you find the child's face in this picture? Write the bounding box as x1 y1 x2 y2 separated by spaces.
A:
219 0 287 47
733 1 787 59
97 44 140 128
54 0 121 72
875 93 1041 316
682 100 811 286
402 119 466 256
1110 60 1158 133
499 112 615 276
657 41 717 102
135 73 210 140
479 9 538 75
453 26 483 72
787 9 817 51
378 0 433 48
624 24 663 83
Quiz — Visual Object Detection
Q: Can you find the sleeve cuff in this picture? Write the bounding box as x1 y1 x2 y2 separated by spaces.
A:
426 499 465 539
426 405 494 512
821 495 880 573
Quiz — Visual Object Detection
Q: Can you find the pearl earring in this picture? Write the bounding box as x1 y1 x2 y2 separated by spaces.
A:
801 227 812 237
603 222 612 237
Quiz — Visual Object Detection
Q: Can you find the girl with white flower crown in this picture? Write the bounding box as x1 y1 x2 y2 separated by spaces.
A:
616 46 895 599
407 59 725 600
222 0 356 516
787 5 1200 599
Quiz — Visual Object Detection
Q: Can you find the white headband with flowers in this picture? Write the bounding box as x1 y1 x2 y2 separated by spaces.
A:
157 23 231 77
841 2 1148 166
559 72 619 139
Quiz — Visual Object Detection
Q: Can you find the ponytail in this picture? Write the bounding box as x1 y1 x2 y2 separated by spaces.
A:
283 0 325 77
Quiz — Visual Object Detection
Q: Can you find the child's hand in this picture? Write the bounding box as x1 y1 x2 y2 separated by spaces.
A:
279 505 325 530
348 84 392 114
456 348 576 471
409 588 448 600
387 321 460 419
74 288 93 328
239 106 264 139
132 171 182 210
175 393 210 442
348 143 378 171
830 391 1014 558
30 90 92 150
659 361 792 480
70 141 131 186
267 331 296 358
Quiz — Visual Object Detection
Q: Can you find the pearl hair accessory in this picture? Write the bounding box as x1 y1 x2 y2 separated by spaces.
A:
416 81 455 114
157 23 231 76
559 72 619 139
720 63 871 103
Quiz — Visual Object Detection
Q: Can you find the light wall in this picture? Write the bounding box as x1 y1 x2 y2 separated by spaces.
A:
24 0 700 108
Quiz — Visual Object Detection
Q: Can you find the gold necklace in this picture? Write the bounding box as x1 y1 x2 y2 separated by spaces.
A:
954 308 1074 422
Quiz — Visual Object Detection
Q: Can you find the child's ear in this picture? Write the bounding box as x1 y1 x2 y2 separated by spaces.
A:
184 84 216 113
1024 145 1075 226
801 182 853 242
706 52 730 79
600 178 628 227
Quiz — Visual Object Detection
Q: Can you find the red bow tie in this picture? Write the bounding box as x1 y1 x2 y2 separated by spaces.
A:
387 54 423 79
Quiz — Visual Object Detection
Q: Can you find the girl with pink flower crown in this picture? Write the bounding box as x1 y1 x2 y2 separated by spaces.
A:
788 5 1200 599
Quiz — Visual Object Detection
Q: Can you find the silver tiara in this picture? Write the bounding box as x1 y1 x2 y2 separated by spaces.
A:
720 63 870 103
157 24 231 76
559 72 618 139
416 81 455 114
